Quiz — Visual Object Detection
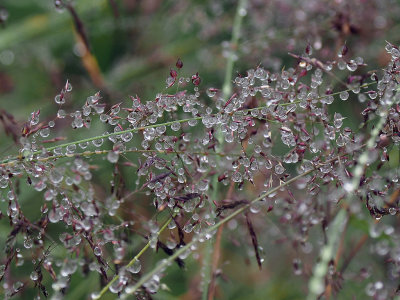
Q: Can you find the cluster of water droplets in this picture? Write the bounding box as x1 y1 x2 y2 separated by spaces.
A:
1 43 400 298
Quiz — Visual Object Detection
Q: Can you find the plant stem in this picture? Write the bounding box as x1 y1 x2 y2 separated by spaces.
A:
0 81 375 166
117 141 371 297
96 213 175 299
306 91 395 300
0 148 243 168
307 208 347 300
123 168 314 297
222 0 247 98
205 1 247 299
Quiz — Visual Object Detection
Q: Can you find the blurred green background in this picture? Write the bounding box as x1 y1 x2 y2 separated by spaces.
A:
1 0 400 299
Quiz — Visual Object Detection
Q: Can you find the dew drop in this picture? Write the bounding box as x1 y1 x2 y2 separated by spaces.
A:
94 247 102 256
24 237 33 249
91 292 101 300
232 172 242 183
274 164 285 175
207 88 217 97
346 60 357 72
143 276 160 293
49 169 64 184
368 91 377 99
0 265 5 276
54 94 65 105
126 259 141 274
121 132 133 142
13 281 24 292
30 271 39 281
107 151 119 163
40 128 50 137
171 122 181 131
92 138 104 147
109 279 124 294
339 91 349 101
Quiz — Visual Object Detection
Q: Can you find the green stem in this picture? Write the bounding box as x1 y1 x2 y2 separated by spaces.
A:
116 143 369 298
0 148 243 167
95 213 175 299
306 86 396 300
123 168 314 297
0 82 376 166
307 208 347 300
205 1 247 299
222 0 247 98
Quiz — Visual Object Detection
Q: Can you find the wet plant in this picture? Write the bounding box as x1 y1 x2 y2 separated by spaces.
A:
1 1 400 300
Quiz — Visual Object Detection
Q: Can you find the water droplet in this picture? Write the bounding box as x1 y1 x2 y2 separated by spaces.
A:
109 278 124 294
40 128 50 137
0 265 5 276
24 237 33 249
126 259 141 274
346 60 357 72
143 275 160 293
57 109 66 118
293 258 302 275
339 91 349 101
250 201 261 214
107 151 119 163
54 94 65 105
232 172 242 183
92 138 104 147
13 281 24 292
94 247 102 256
274 164 285 175
49 169 64 184
91 292 101 300
333 112 344 128
171 122 181 131
238 7 247 16
66 81 72 92
48 209 61 223
368 91 377 99
374 281 383 290
66 144 76 154
206 88 217 97
121 132 133 142
30 271 39 281
225 132 234 143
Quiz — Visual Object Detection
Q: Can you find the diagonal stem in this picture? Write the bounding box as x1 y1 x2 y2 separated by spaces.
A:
118 142 371 297
95 213 176 299
122 168 313 297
